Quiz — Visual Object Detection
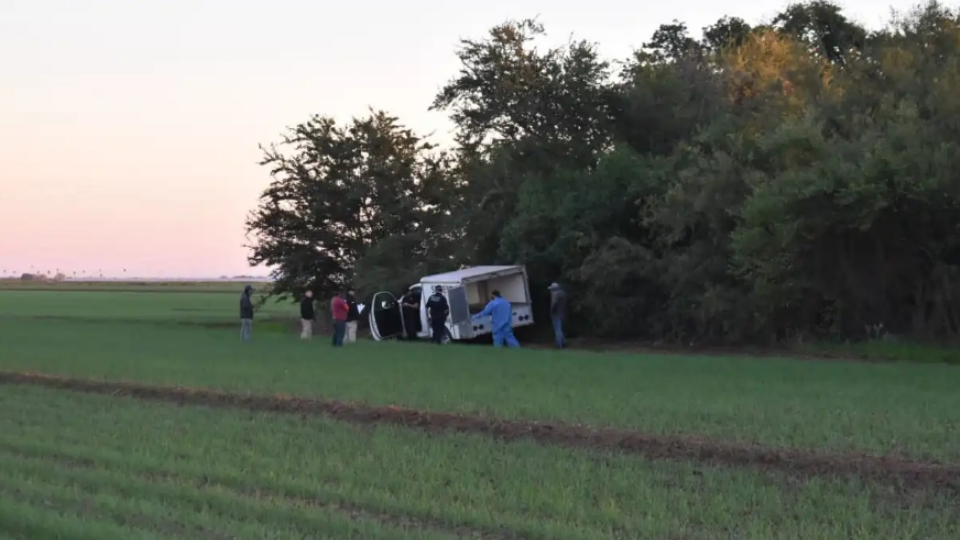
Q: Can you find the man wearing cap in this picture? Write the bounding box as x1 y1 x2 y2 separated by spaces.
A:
425 285 450 344
548 282 567 349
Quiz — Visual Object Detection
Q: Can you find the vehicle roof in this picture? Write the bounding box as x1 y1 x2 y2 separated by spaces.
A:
420 265 523 284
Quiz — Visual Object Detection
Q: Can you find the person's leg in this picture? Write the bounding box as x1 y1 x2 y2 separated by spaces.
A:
552 317 564 348
504 328 520 348
300 319 308 339
335 321 346 346
432 321 444 344
492 330 504 348
346 321 357 343
241 319 251 341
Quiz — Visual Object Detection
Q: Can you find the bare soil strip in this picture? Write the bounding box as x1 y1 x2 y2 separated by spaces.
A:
2 370 958 497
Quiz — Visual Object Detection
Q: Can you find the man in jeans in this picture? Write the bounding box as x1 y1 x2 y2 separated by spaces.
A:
239 285 254 341
548 282 567 349
330 291 349 347
300 290 315 339
345 288 360 343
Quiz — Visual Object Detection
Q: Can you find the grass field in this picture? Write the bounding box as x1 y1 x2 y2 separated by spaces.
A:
1 282 959 539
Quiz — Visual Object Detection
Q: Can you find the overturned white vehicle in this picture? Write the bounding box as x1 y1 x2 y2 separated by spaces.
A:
369 265 535 343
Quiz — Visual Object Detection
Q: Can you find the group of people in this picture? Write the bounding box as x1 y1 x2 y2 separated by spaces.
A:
237 285 361 346
237 280 569 349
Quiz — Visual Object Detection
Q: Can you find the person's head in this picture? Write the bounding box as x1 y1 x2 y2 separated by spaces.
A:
434 285 443 294
491 290 501 299
305 290 313 298
548 282 561 291
347 288 355 297
243 285 253 295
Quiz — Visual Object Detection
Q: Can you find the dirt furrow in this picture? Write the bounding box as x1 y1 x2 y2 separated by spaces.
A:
2 370 958 497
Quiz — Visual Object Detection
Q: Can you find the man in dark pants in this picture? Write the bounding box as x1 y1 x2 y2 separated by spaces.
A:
239 285 254 341
548 282 567 349
330 291 349 347
400 286 422 341
425 285 449 344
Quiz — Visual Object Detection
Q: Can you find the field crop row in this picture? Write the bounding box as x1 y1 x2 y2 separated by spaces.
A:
1 384 957 540
1 317 959 461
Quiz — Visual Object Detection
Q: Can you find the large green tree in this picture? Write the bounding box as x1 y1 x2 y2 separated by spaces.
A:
245 110 454 301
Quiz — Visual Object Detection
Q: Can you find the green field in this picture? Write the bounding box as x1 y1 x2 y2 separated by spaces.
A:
1 284 958 539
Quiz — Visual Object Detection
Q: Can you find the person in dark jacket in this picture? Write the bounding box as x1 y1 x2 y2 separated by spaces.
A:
239 285 254 341
548 282 567 348
425 285 449 344
345 288 361 344
300 290 315 339
400 286 422 340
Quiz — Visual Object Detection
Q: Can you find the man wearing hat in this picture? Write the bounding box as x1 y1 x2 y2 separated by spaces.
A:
548 282 567 349
425 285 450 344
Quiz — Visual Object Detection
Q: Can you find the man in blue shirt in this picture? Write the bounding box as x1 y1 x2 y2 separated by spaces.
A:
472 290 520 348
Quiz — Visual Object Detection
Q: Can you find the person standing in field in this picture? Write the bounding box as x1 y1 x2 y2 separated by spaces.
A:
345 288 360 343
472 290 520 348
239 284 254 342
548 282 567 349
300 290 315 339
425 285 449 344
330 291 349 347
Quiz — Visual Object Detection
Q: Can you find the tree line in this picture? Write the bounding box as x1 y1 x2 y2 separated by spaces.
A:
246 1 960 345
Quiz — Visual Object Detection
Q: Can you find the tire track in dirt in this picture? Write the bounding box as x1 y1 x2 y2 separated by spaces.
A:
2 370 958 497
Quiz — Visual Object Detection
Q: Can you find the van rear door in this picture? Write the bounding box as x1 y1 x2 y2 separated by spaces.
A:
445 285 473 339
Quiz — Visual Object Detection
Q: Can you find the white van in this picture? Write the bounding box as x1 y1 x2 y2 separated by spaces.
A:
369 265 534 343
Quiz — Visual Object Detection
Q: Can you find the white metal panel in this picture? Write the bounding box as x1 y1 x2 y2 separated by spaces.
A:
419 265 524 284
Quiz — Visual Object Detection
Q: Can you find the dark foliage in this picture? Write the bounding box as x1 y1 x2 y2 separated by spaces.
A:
247 2 960 344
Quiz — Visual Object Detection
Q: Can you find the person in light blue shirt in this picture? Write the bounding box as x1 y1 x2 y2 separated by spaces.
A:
472 290 520 348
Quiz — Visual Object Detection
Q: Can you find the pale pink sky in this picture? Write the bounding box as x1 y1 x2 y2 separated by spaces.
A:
1 0 913 277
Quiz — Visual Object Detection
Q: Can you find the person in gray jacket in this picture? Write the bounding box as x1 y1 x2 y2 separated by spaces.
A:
240 285 254 341
548 282 567 349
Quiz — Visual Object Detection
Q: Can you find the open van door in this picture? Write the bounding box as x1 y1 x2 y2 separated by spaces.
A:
445 285 472 340
369 291 404 341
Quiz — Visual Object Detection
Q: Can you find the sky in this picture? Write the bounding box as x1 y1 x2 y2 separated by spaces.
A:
0 0 924 278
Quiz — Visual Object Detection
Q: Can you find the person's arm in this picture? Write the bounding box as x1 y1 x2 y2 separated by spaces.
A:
472 300 494 320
